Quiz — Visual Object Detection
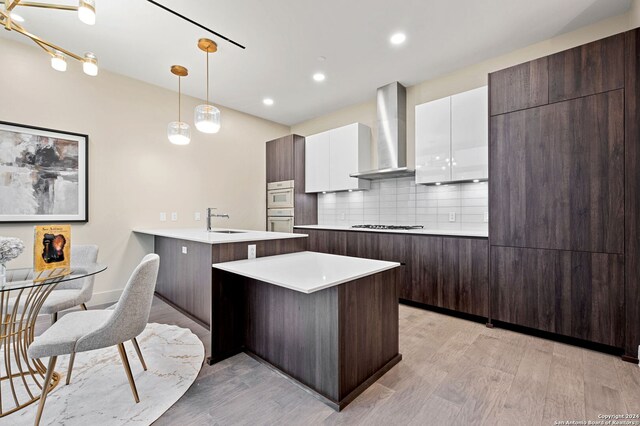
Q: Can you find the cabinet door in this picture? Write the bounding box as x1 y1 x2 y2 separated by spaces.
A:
451 86 488 181
489 57 548 116
440 238 488 317
415 97 451 184
305 131 331 193
377 234 411 301
490 90 624 254
410 236 442 305
548 33 624 103
266 136 294 183
307 229 347 255
491 246 624 347
329 124 370 191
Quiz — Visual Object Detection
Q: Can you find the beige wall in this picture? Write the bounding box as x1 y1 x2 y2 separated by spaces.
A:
292 9 638 167
0 38 289 304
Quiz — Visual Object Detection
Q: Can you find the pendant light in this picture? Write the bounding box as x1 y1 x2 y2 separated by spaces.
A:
167 65 191 145
194 38 221 134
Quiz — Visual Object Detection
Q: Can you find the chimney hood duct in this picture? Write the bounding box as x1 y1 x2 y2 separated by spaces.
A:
350 82 415 180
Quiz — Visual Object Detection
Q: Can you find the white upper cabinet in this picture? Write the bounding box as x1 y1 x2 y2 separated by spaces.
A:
415 86 488 184
305 131 331 193
415 97 451 184
451 86 488 181
305 123 371 193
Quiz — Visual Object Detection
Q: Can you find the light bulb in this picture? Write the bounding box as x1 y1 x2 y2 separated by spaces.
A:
51 52 67 72
78 0 96 25
313 73 326 82
390 33 406 45
82 52 98 76
10 12 24 22
167 122 191 145
194 104 221 133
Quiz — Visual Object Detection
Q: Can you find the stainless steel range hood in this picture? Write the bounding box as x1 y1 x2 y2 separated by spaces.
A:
350 82 415 180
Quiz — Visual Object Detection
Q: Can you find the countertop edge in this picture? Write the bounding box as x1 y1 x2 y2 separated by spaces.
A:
133 228 308 245
293 225 488 239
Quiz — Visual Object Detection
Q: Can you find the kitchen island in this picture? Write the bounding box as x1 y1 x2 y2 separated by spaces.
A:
133 228 308 362
213 251 401 411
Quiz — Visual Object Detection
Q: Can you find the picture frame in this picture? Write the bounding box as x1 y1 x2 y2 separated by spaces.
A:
0 121 88 223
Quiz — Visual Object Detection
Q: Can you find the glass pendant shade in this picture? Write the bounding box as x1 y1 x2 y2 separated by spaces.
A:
167 121 191 145
82 52 98 76
78 0 96 25
194 104 221 133
51 52 67 72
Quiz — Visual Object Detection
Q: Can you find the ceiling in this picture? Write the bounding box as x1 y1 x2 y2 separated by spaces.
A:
0 0 632 125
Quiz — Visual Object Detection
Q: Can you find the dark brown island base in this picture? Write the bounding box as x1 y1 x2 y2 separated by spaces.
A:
213 251 401 411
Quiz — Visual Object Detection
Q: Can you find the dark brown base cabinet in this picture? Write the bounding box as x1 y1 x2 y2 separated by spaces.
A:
298 229 489 318
490 29 639 362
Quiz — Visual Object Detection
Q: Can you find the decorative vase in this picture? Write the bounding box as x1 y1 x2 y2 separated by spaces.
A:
0 237 25 286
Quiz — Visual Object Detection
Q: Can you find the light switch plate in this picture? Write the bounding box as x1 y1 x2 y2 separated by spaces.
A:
194 211 201 221
449 212 456 222
171 212 178 221
160 212 167 222
181 246 187 254
248 244 256 259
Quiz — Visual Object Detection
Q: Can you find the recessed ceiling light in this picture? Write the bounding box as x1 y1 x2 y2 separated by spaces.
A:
10 12 25 22
263 98 274 106
313 73 326 82
390 32 406 45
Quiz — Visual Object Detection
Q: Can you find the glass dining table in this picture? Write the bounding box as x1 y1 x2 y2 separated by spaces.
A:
0 264 107 418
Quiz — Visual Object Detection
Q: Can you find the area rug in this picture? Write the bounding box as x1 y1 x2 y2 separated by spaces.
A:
7 323 204 426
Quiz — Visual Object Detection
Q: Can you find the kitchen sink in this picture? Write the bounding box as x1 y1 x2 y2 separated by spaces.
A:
209 230 246 234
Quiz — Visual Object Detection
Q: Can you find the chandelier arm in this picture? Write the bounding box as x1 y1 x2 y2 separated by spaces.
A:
10 24 83 61
16 2 78 11
5 0 21 12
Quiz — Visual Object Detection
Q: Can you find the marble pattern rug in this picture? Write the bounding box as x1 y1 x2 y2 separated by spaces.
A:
6 322 204 426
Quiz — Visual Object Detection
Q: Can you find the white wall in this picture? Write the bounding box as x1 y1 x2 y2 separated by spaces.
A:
0 38 289 305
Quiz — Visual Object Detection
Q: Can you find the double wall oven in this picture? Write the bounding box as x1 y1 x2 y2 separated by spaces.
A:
267 180 294 233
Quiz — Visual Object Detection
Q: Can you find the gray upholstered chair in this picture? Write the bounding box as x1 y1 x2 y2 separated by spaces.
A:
41 244 99 323
28 254 160 425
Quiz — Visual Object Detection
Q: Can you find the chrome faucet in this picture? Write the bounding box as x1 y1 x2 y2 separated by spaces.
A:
207 208 230 231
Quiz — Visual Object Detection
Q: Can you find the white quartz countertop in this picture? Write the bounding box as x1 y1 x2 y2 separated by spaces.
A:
293 224 488 238
212 251 400 294
133 228 307 245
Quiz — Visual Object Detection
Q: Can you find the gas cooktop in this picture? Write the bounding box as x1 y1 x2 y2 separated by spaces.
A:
351 225 424 230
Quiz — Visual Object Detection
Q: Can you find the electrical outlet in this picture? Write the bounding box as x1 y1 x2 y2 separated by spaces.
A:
160 212 167 222
484 212 489 223
448 212 456 222
194 211 201 221
248 244 256 259
171 212 178 221
181 246 188 254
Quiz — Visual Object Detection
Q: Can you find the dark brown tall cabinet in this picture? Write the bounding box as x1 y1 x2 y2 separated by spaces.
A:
265 134 317 226
489 31 639 362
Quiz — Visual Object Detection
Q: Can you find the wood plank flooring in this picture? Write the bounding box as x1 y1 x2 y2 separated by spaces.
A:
45 298 640 425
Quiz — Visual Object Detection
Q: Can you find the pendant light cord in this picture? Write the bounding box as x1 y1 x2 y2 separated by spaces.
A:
206 51 210 105
178 76 181 122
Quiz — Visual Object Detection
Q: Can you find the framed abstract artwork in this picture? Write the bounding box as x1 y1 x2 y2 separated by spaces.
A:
0 121 88 223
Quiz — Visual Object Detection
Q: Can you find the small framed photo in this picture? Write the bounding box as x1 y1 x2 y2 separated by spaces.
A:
0 121 88 223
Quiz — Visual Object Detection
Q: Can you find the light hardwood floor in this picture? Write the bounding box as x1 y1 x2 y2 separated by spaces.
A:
50 297 640 425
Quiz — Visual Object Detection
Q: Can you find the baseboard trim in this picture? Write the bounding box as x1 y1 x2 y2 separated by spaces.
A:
88 289 123 307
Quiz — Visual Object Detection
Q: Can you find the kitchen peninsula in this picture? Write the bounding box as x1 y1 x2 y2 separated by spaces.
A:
133 227 307 362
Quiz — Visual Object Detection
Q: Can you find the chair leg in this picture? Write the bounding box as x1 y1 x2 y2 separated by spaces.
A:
51 312 58 325
117 343 140 403
66 352 76 385
35 356 57 426
131 338 148 371
80 303 88 311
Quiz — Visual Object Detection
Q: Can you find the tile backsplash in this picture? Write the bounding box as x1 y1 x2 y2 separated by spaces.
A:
317 177 488 233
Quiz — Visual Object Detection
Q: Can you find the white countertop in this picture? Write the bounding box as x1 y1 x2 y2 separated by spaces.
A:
133 228 307 245
293 224 488 238
212 251 400 294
